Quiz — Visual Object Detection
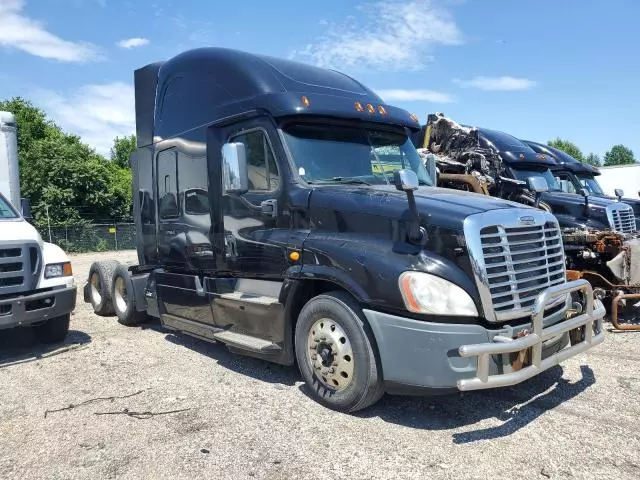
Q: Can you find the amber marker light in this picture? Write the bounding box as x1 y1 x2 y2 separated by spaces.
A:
378 105 387 116
63 262 73 276
289 251 301 262
409 113 419 123
301 96 310 108
366 103 376 114
354 101 364 112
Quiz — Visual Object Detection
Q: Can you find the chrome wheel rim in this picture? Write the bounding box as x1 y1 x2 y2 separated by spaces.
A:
307 318 354 391
114 276 127 314
90 272 102 306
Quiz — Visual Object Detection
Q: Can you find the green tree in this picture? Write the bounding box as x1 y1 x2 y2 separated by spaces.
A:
584 153 601 167
604 144 636 166
110 134 137 168
1 97 133 225
547 138 585 162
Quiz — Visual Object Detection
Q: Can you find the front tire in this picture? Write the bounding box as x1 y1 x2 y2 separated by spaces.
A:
111 264 147 326
33 314 70 343
295 291 384 413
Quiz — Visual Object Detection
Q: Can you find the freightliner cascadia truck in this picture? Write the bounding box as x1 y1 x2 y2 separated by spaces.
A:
0 111 76 342
84 48 604 412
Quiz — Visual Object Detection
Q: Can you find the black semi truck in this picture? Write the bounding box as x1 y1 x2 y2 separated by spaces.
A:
85 48 604 412
523 141 640 226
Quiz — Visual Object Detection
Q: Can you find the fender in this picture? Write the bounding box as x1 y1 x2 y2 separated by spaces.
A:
294 231 480 315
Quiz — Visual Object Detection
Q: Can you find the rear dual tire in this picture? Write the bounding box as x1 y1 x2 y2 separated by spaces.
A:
88 260 120 316
111 264 147 326
295 291 384 413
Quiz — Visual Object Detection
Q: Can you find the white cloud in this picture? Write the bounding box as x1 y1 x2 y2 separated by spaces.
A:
292 0 463 71
0 0 100 62
375 88 454 103
116 37 150 49
454 76 537 91
35 82 135 155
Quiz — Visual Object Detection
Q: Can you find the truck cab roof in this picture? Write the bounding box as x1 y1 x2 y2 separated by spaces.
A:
476 128 556 167
522 140 601 176
137 47 419 147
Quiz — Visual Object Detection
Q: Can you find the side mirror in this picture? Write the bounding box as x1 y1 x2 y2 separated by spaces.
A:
393 169 423 243
221 143 248 195
424 153 438 186
579 188 590 208
527 176 547 209
614 188 624 201
526 176 549 193
393 169 419 192
20 198 33 223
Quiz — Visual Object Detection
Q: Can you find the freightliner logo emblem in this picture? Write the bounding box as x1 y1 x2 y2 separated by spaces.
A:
519 216 535 225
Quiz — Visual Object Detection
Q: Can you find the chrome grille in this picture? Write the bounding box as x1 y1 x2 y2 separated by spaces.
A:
481 222 565 313
0 243 40 296
464 209 568 323
606 203 636 234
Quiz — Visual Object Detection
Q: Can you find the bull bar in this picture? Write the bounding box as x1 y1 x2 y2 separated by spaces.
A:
457 279 605 391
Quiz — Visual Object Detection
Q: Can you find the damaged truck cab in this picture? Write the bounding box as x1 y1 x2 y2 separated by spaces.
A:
85 49 604 412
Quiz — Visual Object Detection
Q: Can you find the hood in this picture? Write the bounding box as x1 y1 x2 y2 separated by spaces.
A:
539 191 612 229
309 184 527 231
0 218 43 245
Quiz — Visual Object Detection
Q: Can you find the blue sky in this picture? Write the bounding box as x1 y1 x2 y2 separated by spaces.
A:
0 0 638 159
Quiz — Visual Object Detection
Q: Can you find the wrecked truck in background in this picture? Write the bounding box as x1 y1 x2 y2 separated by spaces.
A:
413 113 640 330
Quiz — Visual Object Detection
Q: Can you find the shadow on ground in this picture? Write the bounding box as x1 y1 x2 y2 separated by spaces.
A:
0 328 92 366
355 365 595 443
160 326 298 387
147 320 595 442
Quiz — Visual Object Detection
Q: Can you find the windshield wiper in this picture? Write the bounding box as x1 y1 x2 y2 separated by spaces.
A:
309 177 372 185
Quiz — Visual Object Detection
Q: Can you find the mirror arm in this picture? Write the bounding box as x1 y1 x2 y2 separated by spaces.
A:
405 191 426 244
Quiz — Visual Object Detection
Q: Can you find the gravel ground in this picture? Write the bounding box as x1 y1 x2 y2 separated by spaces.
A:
1 250 640 480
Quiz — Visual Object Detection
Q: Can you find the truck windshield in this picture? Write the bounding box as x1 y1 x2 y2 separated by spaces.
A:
0 194 18 219
511 167 562 192
576 174 605 196
282 123 433 186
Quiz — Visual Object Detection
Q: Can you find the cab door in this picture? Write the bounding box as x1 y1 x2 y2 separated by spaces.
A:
156 148 181 266
213 118 288 278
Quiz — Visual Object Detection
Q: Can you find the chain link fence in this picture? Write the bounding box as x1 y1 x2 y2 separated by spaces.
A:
36 223 136 253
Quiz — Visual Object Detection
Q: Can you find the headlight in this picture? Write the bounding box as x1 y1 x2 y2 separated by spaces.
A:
44 262 73 278
398 271 478 317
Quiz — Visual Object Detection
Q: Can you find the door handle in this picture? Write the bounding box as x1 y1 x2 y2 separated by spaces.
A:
260 199 278 218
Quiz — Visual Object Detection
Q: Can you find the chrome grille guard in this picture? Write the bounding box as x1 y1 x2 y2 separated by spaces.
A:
457 279 605 391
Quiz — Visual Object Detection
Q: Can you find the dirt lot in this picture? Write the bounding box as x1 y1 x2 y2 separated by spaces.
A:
1 251 640 479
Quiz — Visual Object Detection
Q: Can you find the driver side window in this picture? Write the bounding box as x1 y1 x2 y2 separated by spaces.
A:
231 130 280 192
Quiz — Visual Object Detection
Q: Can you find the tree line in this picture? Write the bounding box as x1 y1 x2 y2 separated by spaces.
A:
547 138 636 167
0 97 136 226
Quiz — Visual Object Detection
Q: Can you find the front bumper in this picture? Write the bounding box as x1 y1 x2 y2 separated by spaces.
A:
364 279 605 394
0 285 77 330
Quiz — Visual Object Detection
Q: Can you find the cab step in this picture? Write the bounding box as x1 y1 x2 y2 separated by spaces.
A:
162 314 281 353
212 330 281 352
218 292 279 306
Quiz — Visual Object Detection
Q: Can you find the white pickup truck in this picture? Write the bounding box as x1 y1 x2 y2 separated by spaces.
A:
1 111 76 342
